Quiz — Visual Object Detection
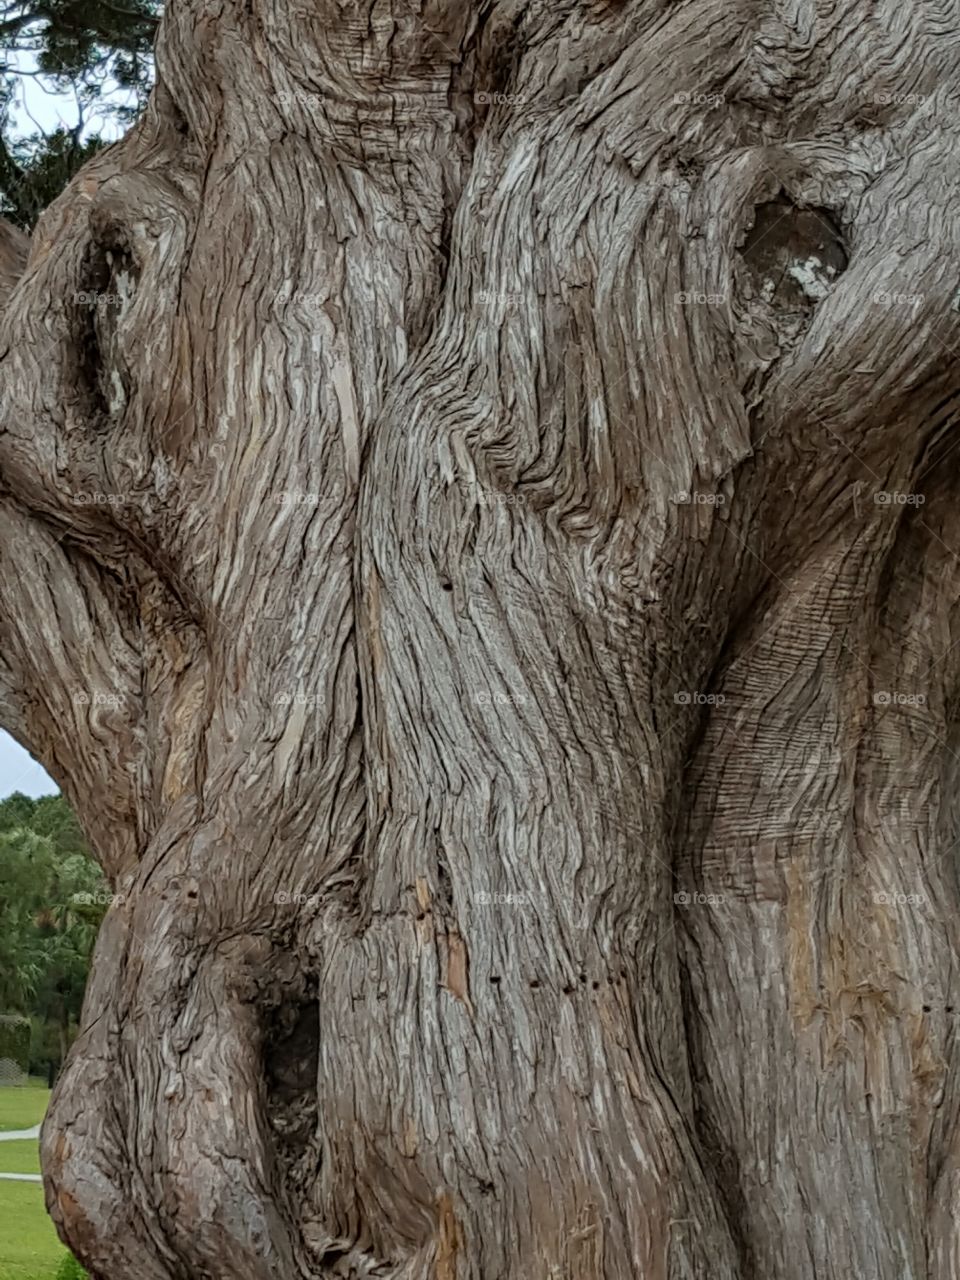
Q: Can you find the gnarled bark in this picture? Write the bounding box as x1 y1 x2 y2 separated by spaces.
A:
0 0 958 1276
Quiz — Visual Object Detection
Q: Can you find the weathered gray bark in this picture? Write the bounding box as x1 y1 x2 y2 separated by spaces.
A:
0 0 958 1276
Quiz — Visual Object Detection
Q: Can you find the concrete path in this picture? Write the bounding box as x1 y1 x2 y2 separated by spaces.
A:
0 1124 40 1140
0 1171 41 1182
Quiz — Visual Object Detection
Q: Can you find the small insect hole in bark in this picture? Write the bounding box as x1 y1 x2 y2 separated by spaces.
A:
435 855 453 913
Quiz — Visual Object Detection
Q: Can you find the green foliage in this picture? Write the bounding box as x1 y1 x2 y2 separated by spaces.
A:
0 794 106 1071
0 1014 29 1070
0 826 55 1010
53 1252 87 1280
0 127 104 229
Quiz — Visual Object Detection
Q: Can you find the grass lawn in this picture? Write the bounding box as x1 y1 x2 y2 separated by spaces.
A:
0 1088 74 1280
0 1084 50 1133
0 1180 69 1280
0 1140 40 1175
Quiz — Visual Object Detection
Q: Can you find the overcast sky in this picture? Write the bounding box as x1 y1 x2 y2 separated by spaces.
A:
0 732 55 797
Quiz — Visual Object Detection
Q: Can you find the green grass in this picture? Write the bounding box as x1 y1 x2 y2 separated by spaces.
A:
0 1140 40 1175
0 1179 70 1280
0 1090 76 1280
0 1084 50 1133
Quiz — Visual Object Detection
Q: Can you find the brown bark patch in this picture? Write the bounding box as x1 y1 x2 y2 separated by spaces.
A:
442 930 475 1018
435 1192 462 1280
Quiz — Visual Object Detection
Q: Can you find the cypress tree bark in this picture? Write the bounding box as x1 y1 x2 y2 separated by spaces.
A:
0 1 957 1275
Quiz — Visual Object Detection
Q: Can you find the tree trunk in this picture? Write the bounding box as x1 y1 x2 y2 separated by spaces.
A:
0 1 958 1276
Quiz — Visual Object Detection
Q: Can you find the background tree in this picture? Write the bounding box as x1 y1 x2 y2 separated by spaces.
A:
0 794 105 1071
0 824 52 1010
0 0 157 227
0 1 958 1278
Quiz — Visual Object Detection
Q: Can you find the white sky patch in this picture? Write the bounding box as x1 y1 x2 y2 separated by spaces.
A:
6 45 136 140
0 732 56 797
